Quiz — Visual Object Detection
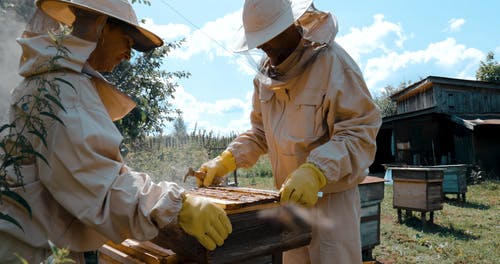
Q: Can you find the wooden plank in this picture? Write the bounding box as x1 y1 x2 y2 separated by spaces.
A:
103 240 177 264
359 177 385 205
100 239 177 264
393 181 428 209
361 204 380 218
360 219 379 249
427 183 444 210
98 244 145 264
390 167 444 181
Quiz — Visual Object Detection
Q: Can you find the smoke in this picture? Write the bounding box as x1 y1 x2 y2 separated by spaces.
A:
0 11 24 125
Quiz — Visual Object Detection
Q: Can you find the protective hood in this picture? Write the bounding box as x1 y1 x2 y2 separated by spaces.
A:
17 32 136 121
255 8 338 89
17 34 94 78
298 7 338 46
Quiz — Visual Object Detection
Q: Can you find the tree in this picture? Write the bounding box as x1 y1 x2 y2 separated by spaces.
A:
476 51 500 82
373 81 414 117
104 42 190 143
374 85 398 117
172 114 188 138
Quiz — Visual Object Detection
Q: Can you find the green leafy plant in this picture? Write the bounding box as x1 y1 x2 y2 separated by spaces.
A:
44 241 75 264
0 25 73 230
14 240 75 264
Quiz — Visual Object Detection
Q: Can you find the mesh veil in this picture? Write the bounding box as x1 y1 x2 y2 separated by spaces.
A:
22 7 107 42
22 9 60 38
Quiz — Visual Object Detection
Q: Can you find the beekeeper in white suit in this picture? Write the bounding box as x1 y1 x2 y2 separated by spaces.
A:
198 0 382 263
0 1 231 263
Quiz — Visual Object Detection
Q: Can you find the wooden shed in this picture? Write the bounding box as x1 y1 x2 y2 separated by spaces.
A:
372 76 500 179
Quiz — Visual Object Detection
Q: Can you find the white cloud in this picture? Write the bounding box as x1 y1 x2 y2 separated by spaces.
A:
140 10 254 76
337 14 407 63
143 10 258 135
140 18 192 40
333 15 483 94
363 38 484 91
171 86 252 134
445 18 466 32
167 10 242 61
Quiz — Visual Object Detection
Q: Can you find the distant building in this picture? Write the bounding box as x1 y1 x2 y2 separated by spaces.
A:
372 76 500 178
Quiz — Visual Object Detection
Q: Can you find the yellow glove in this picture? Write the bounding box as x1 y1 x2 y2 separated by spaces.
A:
198 150 236 187
279 163 327 207
178 195 232 250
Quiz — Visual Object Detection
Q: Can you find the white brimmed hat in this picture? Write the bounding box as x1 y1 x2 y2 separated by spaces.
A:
35 0 163 52
233 0 312 52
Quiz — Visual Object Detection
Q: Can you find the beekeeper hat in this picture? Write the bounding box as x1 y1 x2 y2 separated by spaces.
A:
232 0 312 52
35 0 163 52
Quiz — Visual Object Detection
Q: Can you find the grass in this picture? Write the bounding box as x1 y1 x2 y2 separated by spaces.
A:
237 177 499 263
125 145 499 263
373 180 499 264
235 174 276 190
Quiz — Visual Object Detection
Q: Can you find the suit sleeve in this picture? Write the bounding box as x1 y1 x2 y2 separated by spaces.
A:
227 79 268 168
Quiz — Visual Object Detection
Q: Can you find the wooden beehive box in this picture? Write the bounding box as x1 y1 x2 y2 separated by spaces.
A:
432 164 468 195
152 187 312 264
391 167 444 211
358 176 385 254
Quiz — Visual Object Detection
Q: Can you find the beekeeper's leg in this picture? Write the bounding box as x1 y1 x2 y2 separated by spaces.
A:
309 187 362 264
282 245 310 264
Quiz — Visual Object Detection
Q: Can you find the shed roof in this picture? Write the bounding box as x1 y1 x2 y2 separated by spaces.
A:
382 110 500 131
390 76 500 101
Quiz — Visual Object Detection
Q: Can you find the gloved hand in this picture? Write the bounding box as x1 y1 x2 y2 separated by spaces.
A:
279 162 327 207
198 150 236 187
178 195 232 250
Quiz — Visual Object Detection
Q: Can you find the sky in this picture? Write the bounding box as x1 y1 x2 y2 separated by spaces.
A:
131 0 499 135
3 1 498 135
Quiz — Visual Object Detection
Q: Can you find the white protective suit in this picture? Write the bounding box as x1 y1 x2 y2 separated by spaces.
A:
0 20 184 264
227 9 382 263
